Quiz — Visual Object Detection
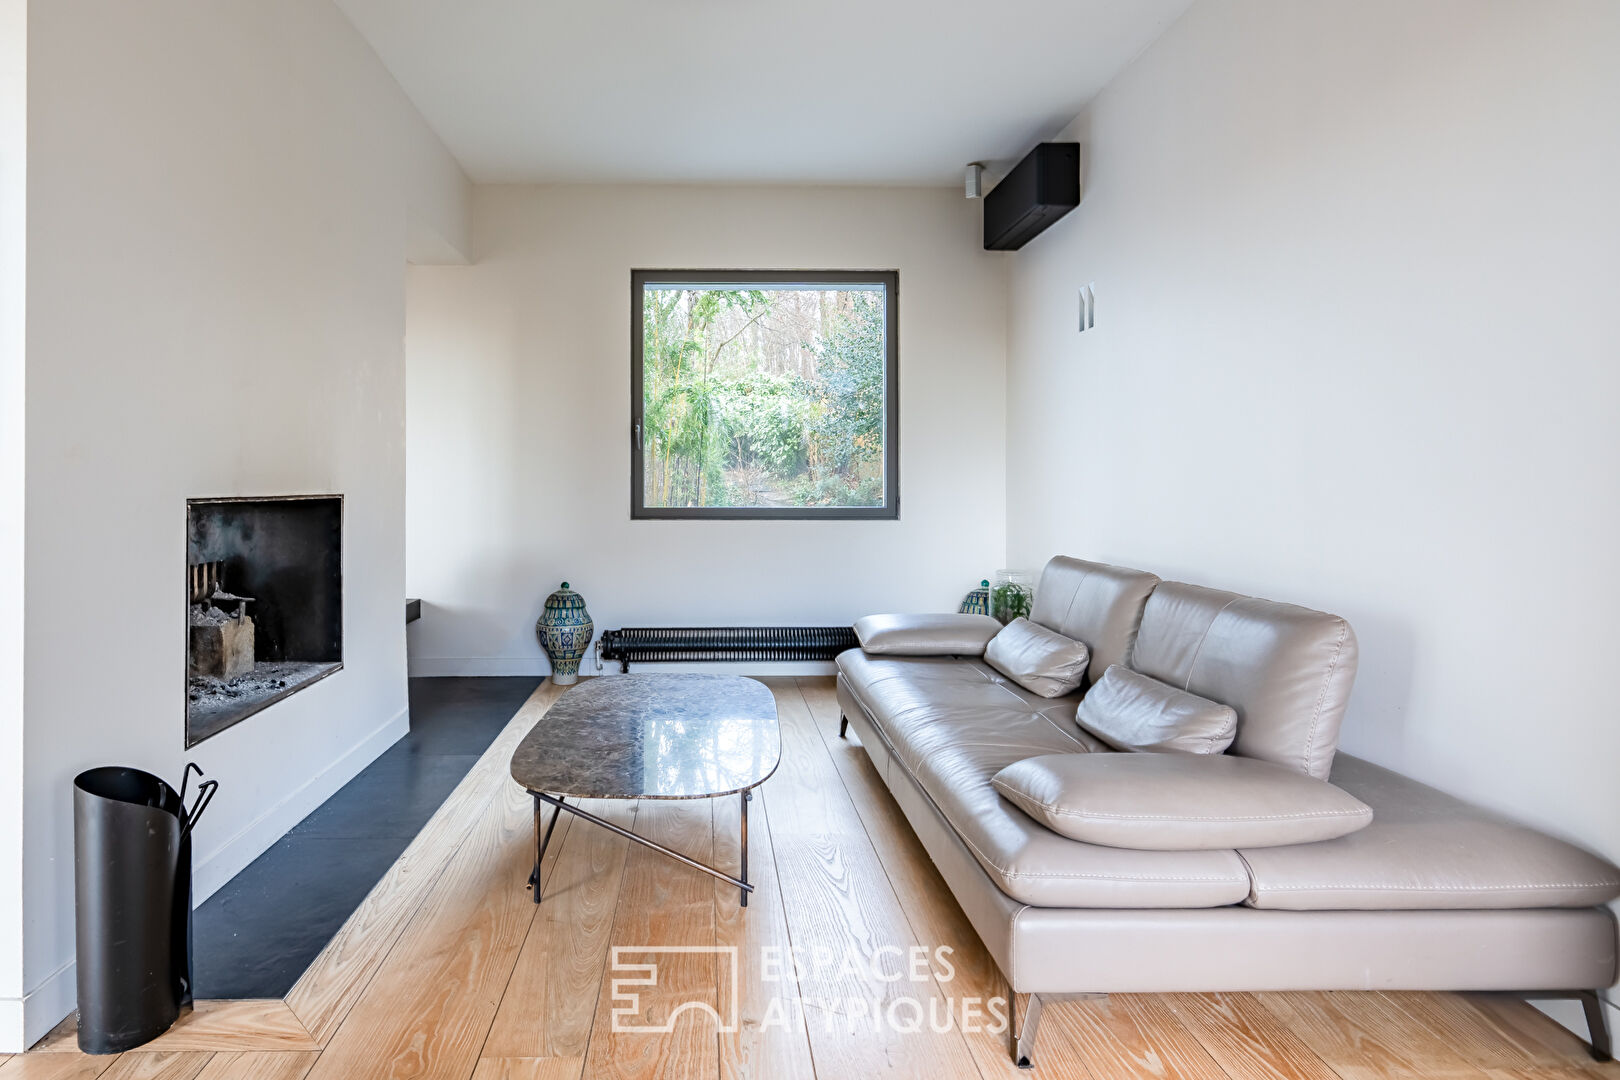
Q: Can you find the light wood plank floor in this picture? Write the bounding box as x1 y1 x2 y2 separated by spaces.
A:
13 677 1617 1080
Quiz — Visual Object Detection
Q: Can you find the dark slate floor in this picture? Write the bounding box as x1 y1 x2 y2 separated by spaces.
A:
191 676 541 999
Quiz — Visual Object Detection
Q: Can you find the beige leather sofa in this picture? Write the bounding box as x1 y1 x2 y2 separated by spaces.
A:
837 556 1620 1068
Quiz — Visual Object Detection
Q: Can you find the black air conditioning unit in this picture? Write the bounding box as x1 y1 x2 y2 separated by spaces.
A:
983 142 1080 251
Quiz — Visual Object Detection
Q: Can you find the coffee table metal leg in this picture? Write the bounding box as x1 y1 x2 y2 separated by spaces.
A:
529 791 754 900
740 789 750 907
532 793 564 904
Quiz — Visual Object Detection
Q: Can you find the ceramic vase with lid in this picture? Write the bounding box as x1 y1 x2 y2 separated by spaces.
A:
958 580 991 616
536 581 593 685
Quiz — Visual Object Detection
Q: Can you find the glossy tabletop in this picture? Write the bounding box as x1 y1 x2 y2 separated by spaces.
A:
510 673 780 800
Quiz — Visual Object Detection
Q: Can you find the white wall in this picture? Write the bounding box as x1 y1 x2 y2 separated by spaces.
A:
1006 0 1620 994
14 0 469 1049
406 185 1006 675
0 0 25 1054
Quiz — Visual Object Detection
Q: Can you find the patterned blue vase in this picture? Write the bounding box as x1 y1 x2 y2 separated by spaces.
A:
959 580 991 616
536 581 593 686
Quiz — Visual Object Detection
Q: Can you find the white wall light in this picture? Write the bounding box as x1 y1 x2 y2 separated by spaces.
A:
1078 283 1096 332
965 163 984 199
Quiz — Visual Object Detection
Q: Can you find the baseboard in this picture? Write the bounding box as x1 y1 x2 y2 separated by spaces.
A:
0 994 19 1053
408 656 547 677
191 705 409 903
7 956 75 1051
409 657 837 678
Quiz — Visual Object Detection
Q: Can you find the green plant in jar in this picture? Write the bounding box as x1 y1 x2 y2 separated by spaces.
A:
991 580 1033 623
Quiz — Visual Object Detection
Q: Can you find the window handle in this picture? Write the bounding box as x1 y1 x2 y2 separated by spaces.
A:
633 421 643 452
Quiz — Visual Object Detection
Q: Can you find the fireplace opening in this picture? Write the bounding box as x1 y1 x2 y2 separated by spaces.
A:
186 496 343 747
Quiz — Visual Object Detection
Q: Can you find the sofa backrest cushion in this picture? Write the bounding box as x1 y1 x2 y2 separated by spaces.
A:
1130 582 1358 780
984 618 1091 698
1075 664 1237 754
1028 557 1160 686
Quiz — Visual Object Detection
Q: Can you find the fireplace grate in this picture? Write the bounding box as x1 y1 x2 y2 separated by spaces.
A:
598 625 857 673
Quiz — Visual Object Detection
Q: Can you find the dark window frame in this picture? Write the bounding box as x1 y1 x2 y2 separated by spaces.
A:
630 268 900 521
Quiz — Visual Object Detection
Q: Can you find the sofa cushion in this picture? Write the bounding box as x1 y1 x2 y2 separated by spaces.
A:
836 651 1252 909
984 618 1090 698
992 753 1373 850
853 613 1003 656
1242 755 1620 910
1028 557 1160 685
1075 665 1237 754
837 650 1087 733
1129 582 1357 779
836 651 1096 765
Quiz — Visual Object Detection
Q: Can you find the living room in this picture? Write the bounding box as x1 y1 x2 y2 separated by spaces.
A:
2 1 1617 1078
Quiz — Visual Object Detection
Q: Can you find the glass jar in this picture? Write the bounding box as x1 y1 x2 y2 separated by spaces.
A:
991 569 1035 624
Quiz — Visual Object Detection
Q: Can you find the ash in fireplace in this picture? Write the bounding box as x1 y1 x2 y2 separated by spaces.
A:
185 659 343 745
186 658 343 744
188 666 293 703
189 604 232 627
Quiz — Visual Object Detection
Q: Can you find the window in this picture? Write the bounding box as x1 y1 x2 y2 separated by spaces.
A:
632 269 899 519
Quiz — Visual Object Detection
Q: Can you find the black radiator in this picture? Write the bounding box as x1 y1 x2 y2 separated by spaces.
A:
598 626 857 673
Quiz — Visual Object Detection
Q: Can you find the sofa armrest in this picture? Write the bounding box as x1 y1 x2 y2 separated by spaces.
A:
853 613 1003 656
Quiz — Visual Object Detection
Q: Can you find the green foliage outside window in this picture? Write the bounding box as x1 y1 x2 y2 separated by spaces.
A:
640 284 889 510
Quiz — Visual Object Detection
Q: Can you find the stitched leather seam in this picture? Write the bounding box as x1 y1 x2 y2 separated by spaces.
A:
845 666 992 723
996 869 1242 882
1055 569 1087 636
998 799 1371 822
989 780 1366 820
1180 596 1242 692
943 805 1240 881
1235 849 1260 903
988 675 1032 709
1259 882 1616 891
1303 619 1349 776
1204 712 1237 754
1026 707 1091 751
985 680 1087 744
1009 904 1027 986
962 819 1239 880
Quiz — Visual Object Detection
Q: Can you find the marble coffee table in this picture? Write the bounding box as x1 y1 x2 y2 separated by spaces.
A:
509 673 780 906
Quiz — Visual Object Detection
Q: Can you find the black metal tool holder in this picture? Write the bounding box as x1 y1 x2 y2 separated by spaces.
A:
73 763 217 1054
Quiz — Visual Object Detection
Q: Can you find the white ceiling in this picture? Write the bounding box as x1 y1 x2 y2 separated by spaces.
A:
334 0 1193 185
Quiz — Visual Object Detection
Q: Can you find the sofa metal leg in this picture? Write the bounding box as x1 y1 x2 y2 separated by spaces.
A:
839 714 848 739
1012 992 1043 1069
1581 990 1613 1062
1523 990 1613 1062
